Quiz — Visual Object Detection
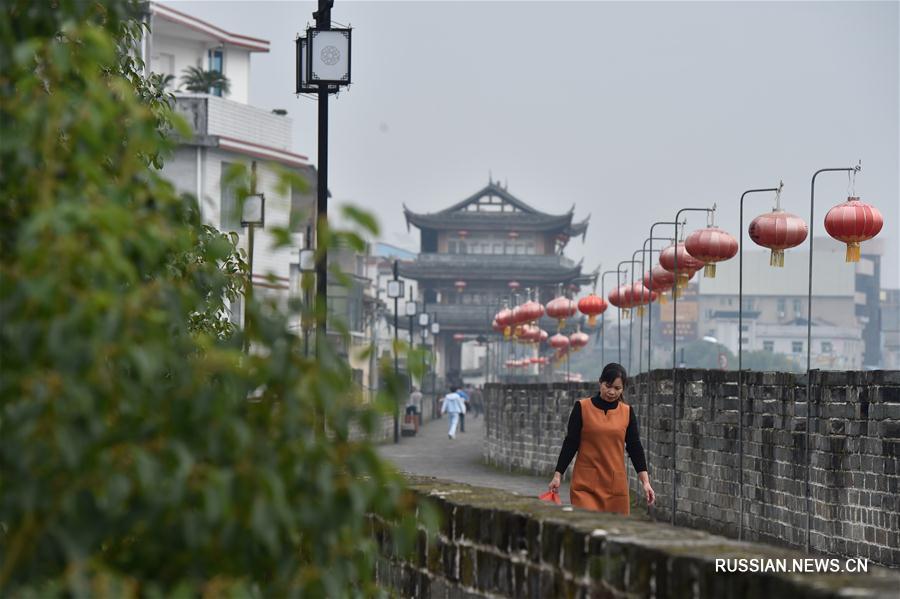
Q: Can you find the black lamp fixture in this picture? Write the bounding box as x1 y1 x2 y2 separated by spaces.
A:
294 1 353 359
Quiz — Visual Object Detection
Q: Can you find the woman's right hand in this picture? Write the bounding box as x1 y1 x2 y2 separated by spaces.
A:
548 472 561 494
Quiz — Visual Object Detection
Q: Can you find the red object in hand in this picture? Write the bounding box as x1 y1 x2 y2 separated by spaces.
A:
538 490 561 505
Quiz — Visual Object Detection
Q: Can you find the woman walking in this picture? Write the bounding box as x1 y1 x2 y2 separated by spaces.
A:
548 363 655 514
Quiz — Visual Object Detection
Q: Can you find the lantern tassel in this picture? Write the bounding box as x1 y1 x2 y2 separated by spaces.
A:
659 293 668 305
703 263 716 278
637 305 645 317
845 242 860 263
588 315 597 327
769 249 785 268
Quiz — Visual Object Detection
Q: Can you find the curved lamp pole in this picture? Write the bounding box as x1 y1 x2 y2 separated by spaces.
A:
628 249 646 374
637 233 674 455
643 221 679 491
737 184 782 541
618 259 642 369
598 269 625 368
671 206 714 526
804 164 860 553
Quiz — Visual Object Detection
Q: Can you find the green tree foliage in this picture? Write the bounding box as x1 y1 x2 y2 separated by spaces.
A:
741 350 801 373
0 1 432 595
180 65 231 95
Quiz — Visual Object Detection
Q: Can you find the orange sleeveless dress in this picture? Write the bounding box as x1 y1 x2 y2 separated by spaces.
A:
570 397 631 515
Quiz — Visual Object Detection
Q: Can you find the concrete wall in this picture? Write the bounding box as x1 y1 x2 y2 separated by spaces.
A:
483 370 900 567
373 476 899 598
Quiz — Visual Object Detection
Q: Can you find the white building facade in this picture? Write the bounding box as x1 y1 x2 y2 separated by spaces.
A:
143 2 316 324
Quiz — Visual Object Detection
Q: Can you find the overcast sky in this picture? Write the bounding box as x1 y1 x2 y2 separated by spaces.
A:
174 1 899 288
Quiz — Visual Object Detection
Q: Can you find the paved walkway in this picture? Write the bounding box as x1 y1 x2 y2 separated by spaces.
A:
379 413 572 504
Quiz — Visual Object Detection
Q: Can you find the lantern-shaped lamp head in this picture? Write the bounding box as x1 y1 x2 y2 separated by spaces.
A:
684 227 738 278
748 208 808 267
824 197 883 262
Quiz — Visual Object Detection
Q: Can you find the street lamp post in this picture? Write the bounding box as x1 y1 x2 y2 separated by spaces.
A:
405 287 417 405
240 161 264 355
736 184 782 541
670 206 713 526
803 164 860 553
598 269 624 368
644 222 678 477
297 1 352 357
386 260 405 444
431 315 440 417
617 259 642 369
299 225 316 357
418 311 431 416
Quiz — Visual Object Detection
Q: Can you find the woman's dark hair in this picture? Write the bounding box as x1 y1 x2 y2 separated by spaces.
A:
599 363 628 387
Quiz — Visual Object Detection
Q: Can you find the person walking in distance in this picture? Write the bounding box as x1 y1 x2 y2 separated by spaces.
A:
441 386 467 439
456 385 470 433
548 363 656 514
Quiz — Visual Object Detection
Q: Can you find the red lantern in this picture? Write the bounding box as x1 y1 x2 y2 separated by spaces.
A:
643 266 674 305
454 280 467 292
549 333 570 351
508 280 520 290
457 230 468 238
749 208 808 267
824 196 883 262
538 329 549 344
577 294 608 327
546 296 577 330
643 266 675 292
453 333 466 342
607 284 634 318
508 231 519 239
569 330 589 352
491 319 503 333
630 281 658 317
684 226 738 278
496 307 514 338
519 299 545 324
659 243 704 289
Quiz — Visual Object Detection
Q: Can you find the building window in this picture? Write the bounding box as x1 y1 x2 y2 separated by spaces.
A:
763 341 774 352
742 299 753 311
219 161 240 230
792 341 803 353
777 298 786 313
793 299 803 314
740 337 748 345
821 341 833 353
208 48 224 96
448 241 457 254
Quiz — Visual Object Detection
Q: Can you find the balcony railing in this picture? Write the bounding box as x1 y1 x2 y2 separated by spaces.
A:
173 93 292 150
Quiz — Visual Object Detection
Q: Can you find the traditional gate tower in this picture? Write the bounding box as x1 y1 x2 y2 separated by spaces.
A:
399 180 591 384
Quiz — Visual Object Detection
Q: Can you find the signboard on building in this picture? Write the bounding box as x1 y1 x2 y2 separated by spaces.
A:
659 321 698 342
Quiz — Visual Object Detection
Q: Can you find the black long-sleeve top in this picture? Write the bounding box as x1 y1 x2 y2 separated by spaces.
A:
554 395 648 475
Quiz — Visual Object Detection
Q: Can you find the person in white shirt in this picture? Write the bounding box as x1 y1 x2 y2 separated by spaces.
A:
441 386 467 439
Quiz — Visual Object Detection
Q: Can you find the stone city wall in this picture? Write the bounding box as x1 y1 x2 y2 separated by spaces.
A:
482 370 900 568
372 475 899 598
